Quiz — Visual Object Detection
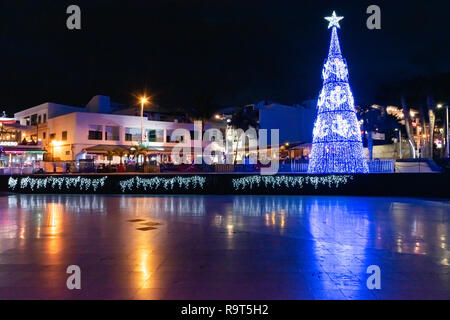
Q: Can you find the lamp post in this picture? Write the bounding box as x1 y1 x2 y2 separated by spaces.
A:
395 128 401 159
140 97 148 145
437 104 449 158
51 140 58 173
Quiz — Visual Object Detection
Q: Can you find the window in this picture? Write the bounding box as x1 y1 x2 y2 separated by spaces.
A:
147 129 164 142
30 114 38 126
38 115 42 124
42 132 46 139
105 126 120 141
50 133 56 140
88 125 103 140
166 130 185 143
125 127 141 142
43 114 47 123
62 131 67 141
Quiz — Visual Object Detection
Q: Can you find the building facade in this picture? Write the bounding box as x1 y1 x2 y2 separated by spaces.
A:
13 95 221 165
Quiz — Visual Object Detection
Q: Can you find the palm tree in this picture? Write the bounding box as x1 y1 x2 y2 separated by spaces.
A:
358 105 381 161
375 73 450 159
401 96 416 158
427 95 436 159
113 148 126 165
229 107 259 164
105 150 115 166
129 145 148 164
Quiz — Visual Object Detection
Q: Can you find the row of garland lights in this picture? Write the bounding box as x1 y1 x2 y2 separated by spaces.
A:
119 176 207 192
232 175 353 190
8 176 108 191
8 175 352 193
7 176 207 193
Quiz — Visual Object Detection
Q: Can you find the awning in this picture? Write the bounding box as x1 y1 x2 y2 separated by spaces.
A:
84 145 174 154
84 145 129 154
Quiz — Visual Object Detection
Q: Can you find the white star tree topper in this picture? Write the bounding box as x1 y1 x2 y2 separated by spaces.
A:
324 11 344 29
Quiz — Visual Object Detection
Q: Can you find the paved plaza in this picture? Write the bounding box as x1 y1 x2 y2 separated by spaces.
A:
0 194 448 299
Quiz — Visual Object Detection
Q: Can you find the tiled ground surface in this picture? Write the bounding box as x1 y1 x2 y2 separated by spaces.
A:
0 194 448 300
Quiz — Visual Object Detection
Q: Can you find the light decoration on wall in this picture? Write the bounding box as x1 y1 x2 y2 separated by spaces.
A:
8 176 107 192
8 175 350 193
119 176 207 192
308 12 368 174
232 175 352 191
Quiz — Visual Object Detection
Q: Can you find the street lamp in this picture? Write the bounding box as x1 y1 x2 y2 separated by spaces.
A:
437 103 449 158
51 140 62 161
140 97 148 144
395 128 401 159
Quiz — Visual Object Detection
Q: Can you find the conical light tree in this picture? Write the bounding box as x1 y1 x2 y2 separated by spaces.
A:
308 11 368 173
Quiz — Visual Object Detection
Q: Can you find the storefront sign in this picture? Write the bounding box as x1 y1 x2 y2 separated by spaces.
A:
0 141 18 146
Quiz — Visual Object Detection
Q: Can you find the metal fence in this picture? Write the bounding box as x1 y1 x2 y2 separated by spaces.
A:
290 159 395 173
290 161 309 173
0 159 401 174
368 159 395 173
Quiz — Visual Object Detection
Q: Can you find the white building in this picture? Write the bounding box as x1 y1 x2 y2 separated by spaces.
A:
14 95 221 164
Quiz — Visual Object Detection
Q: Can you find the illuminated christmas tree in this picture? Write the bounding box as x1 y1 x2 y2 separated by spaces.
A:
308 11 368 173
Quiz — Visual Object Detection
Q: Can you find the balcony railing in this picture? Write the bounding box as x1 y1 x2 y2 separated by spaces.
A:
290 159 395 173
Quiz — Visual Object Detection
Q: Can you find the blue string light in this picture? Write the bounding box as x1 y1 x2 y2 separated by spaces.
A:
232 175 353 191
8 176 107 191
308 18 368 174
119 176 206 192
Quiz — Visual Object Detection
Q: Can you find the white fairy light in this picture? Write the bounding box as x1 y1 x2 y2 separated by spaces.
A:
9 176 107 192
232 175 352 191
119 176 207 192
324 11 344 29
309 12 368 174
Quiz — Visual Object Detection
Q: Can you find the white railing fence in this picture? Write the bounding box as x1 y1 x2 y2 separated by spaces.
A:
290 159 395 173
290 160 309 173
367 159 395 173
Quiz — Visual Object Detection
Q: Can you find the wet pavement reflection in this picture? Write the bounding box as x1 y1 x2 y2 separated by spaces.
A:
0 194 448 299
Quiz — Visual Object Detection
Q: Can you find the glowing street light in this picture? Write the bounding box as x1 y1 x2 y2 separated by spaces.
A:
50 140 62 162
51 140 62 146
140 97 148 144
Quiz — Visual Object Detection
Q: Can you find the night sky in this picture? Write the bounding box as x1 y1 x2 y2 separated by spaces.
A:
0 0 449 115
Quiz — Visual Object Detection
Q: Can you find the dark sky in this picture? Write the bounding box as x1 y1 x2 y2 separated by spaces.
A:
0 0 449 115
